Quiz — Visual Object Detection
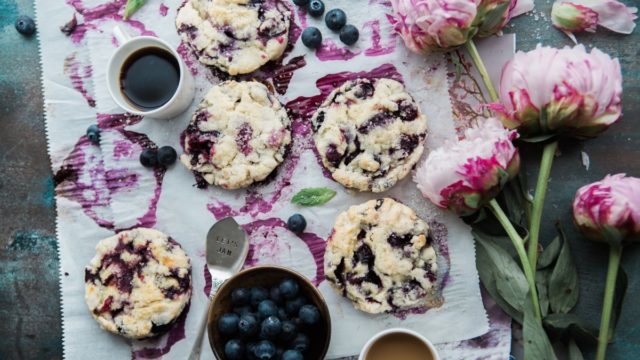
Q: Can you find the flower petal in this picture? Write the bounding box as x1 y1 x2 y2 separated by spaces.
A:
564 0 638 34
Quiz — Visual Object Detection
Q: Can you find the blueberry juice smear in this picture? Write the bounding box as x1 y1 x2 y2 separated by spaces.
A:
120 47 180 110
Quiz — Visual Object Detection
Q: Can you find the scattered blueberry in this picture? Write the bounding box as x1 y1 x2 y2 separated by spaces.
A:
254 340 277 360
231 287 251 306
282 349 305 360
292 0 309 6
15 15 36 36
86 124 100 145
157 146 177 166
285 296 307 315
224 339 244 360
233 305 253 316
298 304 320 325
339 24 359 45
140 148 158 168
218 313 240 336
258 299 278 319
238 313 259 337
307 0 325 17
279 278 300 300
301 27 322 49
250 287 269 307
287 214 307 234
260 316 282 339
269 286 283 304
291 333 310 353
281 320 297 341
325 9 347 31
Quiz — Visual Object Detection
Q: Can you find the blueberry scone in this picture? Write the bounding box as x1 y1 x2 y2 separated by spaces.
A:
181 80 291 189
84 228 192 339
311 78 427 192
324 198 440 314
176 0 291 75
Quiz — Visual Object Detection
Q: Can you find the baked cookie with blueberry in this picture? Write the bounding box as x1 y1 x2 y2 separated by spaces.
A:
311 78 427 192
176 0 291 75
324 198 440 314
180 80 291 189
84 228 192 339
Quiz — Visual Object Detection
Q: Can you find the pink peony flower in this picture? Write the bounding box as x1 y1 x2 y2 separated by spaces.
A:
551 0 637 43
388 0 533 53
414 118 519 216
573 174 640 244
489 44 622 139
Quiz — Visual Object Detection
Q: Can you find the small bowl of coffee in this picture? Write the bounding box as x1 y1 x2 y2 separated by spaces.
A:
359 328 440 360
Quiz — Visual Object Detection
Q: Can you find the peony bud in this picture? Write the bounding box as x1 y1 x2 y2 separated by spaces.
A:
414 118 519 216
551 0 637 43
573 174 640 245
552 2 599 33
388 0 533 53
490 44 622 139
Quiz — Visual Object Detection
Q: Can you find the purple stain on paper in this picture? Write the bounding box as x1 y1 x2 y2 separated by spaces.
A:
176 41 199 76
113 140 134 159
316 39 361 61
242 218 327 286
159 3 169 17
130 303 190 359
363 19 396 57
63 52 96 107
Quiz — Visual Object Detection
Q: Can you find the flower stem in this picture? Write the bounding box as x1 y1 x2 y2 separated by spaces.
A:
488 199 542 321
596 244 622 360
528 140 558 270
465 39 499 103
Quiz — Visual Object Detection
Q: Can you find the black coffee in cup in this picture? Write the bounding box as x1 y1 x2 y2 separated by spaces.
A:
119 47 180 110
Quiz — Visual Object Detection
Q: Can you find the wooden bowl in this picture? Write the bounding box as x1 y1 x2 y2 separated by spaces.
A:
207 265 331 360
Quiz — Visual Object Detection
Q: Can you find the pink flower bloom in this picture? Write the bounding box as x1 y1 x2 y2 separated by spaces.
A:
414 118 519 216
490 44 622 139
552 0 637 43
388 0 533 53
573 174 640 244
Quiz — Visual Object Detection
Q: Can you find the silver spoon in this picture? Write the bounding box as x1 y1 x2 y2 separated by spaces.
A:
188 217 250 360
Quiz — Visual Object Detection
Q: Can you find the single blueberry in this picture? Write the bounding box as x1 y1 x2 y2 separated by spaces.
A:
282 349 304 360
325 9 347 31
279 278 300 300
238 313 259 337
287 214 307 234
291 333 310 353
301 27 322 49
224 339 244 360
260 316 282 339
254 340 277 360
232 305 253 316
292 0 309 6
86 124 100 145
339 24 359 46
15 15 36 36
298 304 320 325
307 0 325 17
231 287 251 306
157 146 177 167
285 296 306 315
280 320 297 341
217 313 240 336
257 299 278 319
250 287 269 307
269 286 283 304
140 148 158 168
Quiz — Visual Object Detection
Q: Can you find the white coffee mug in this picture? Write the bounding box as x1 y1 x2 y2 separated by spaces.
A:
106 26 195 119
358 328 441 360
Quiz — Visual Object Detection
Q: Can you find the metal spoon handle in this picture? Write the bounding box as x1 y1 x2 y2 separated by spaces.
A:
188 278 225 360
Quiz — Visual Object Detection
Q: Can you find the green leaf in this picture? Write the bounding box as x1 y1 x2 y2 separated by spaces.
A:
475 234 523 324
548 226 579 314
568 338 584 360
610 265 628 335
123 0 147 19
291 187 336 206
543 313 597 344
479 1 511 34
538 235 562 269
474 231 528 314
523 290 558 360
536 268 551 318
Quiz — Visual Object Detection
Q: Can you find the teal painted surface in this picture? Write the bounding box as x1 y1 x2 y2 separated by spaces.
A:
0 0 638 359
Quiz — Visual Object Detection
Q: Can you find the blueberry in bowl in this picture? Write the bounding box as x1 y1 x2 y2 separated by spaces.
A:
208 265 331 360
